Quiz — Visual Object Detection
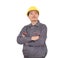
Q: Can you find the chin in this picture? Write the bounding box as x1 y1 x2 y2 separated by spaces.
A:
31 20 38 21
32 19 38 20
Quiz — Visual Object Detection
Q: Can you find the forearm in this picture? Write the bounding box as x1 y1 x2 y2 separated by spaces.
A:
17 36 31 44
27 37 46 47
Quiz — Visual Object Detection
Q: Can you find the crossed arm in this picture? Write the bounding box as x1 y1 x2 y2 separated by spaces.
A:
17 25 47 47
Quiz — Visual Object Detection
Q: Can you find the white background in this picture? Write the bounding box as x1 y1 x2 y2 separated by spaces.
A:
0 0 60 58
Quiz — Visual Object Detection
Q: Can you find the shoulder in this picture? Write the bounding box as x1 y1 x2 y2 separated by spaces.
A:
40 23 47 30
22 24 30 30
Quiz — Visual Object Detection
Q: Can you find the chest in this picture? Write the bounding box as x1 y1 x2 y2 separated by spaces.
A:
27 26 43 36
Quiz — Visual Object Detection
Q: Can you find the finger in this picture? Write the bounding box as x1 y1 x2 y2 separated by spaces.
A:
22 34 25 37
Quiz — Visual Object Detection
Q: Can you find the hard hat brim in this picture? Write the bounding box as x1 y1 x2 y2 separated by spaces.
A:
27 10 39 16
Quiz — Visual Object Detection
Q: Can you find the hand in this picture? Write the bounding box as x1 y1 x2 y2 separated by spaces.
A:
22 32 27 37
31 36 40 41
22 34 25 37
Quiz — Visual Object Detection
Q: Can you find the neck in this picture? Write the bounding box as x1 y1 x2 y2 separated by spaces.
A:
31 20 38 25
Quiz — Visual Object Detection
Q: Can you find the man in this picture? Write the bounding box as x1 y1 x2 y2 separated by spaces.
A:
17 6 48 58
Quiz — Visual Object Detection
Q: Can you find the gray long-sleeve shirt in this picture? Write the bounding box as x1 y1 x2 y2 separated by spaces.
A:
17 20 47 58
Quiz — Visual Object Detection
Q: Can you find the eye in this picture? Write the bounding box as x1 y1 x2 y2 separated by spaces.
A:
30 12 33 15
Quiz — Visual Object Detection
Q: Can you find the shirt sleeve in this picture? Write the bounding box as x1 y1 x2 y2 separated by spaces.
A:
17 26 31 44
28 25 47 47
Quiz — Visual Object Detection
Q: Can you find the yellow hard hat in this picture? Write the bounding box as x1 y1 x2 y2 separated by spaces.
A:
27 6 39 16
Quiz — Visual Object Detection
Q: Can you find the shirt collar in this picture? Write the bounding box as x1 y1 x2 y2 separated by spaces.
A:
29 20 40 27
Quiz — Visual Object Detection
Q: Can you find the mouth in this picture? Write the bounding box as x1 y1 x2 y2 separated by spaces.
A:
32 17 36 18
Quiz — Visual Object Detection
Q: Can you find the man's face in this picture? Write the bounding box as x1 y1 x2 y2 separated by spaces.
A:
28 10 39 21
